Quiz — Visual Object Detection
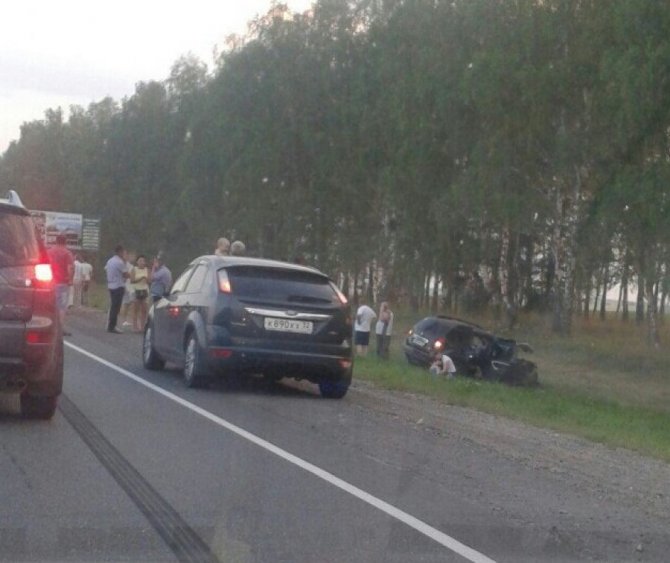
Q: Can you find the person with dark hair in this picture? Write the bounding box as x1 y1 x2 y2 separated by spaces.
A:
47 234 74 336
104 244 129 333
150 253 172 303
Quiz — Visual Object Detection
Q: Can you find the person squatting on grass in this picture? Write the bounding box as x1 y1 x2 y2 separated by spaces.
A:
430 350 457 379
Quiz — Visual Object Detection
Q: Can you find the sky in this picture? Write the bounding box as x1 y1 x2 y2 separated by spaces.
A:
0 0 313 153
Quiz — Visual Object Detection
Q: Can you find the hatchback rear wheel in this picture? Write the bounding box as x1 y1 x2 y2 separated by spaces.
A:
184 333 209 388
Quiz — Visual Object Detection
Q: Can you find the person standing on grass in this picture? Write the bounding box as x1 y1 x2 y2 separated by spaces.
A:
104 245 129 334
354 303 377 356
150 254 172 303
375 301 394 360
72 253 84 307
80 255 93 306
47 235 74 336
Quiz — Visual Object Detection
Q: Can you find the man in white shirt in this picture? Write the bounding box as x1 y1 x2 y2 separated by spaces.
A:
354 304 376 356
80 257 93 306
104 245 129 333
72 254 83 307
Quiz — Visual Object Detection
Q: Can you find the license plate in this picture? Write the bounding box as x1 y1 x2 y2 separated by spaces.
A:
409 334 428 347
264 317 313 334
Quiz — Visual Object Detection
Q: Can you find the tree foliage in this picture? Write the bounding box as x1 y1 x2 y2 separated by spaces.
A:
2 0 669 343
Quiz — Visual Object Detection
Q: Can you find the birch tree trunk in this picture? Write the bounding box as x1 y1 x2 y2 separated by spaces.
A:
551 169 581 335
645 275 660 347
498 227 517 328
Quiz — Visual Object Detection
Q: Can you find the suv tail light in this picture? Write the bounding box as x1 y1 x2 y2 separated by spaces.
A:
330 282 348 305
35 263 53 283
217 269 232 293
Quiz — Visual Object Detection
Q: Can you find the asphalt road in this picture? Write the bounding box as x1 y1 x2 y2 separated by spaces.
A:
1 309 668 562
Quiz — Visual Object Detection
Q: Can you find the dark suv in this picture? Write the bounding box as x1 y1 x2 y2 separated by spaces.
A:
143 256 353 398
0 191 63 418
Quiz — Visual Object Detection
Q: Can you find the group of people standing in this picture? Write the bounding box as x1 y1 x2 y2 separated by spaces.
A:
354 301 394 359
104 246 172 334
103 236 245 335
214 237 245 257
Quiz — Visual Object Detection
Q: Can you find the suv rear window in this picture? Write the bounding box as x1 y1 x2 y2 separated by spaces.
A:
226 267 339 304
0 211 41 267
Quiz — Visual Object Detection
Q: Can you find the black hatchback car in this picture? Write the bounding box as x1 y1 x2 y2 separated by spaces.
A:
143 256 353 398
0 191 63 418
404 316 537 386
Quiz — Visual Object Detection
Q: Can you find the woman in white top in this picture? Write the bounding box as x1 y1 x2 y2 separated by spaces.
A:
130 255 150 332
375 302 394 359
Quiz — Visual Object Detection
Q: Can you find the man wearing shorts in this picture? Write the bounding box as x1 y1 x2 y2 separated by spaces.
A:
354 304 377 356
47 235 74 336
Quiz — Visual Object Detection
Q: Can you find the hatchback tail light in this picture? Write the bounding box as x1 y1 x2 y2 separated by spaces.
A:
217 269 232 293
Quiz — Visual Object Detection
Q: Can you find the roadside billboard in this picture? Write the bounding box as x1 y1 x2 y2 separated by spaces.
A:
30 210 89 250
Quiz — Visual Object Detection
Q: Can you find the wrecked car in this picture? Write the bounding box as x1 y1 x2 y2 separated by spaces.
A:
404 316 538 386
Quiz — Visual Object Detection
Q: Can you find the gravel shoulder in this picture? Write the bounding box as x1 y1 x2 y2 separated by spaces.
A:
350 379 670 522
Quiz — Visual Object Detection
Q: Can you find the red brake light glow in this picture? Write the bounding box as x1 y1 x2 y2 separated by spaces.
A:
34 264 53 283
26 330 52 344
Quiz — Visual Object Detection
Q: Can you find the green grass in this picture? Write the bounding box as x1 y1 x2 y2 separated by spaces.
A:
354 308 670 462
354 356 670 462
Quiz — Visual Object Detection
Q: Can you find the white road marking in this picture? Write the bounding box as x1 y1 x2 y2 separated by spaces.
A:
65 341 497 563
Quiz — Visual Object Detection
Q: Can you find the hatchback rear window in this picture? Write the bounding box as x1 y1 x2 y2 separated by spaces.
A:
226 267 339 304
0 212 41 267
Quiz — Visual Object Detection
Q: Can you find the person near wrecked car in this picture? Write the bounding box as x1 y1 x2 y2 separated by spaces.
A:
354 304 376 356
375 301 394 360
150 254 172 303
104 244 129 334
430 350 457 378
